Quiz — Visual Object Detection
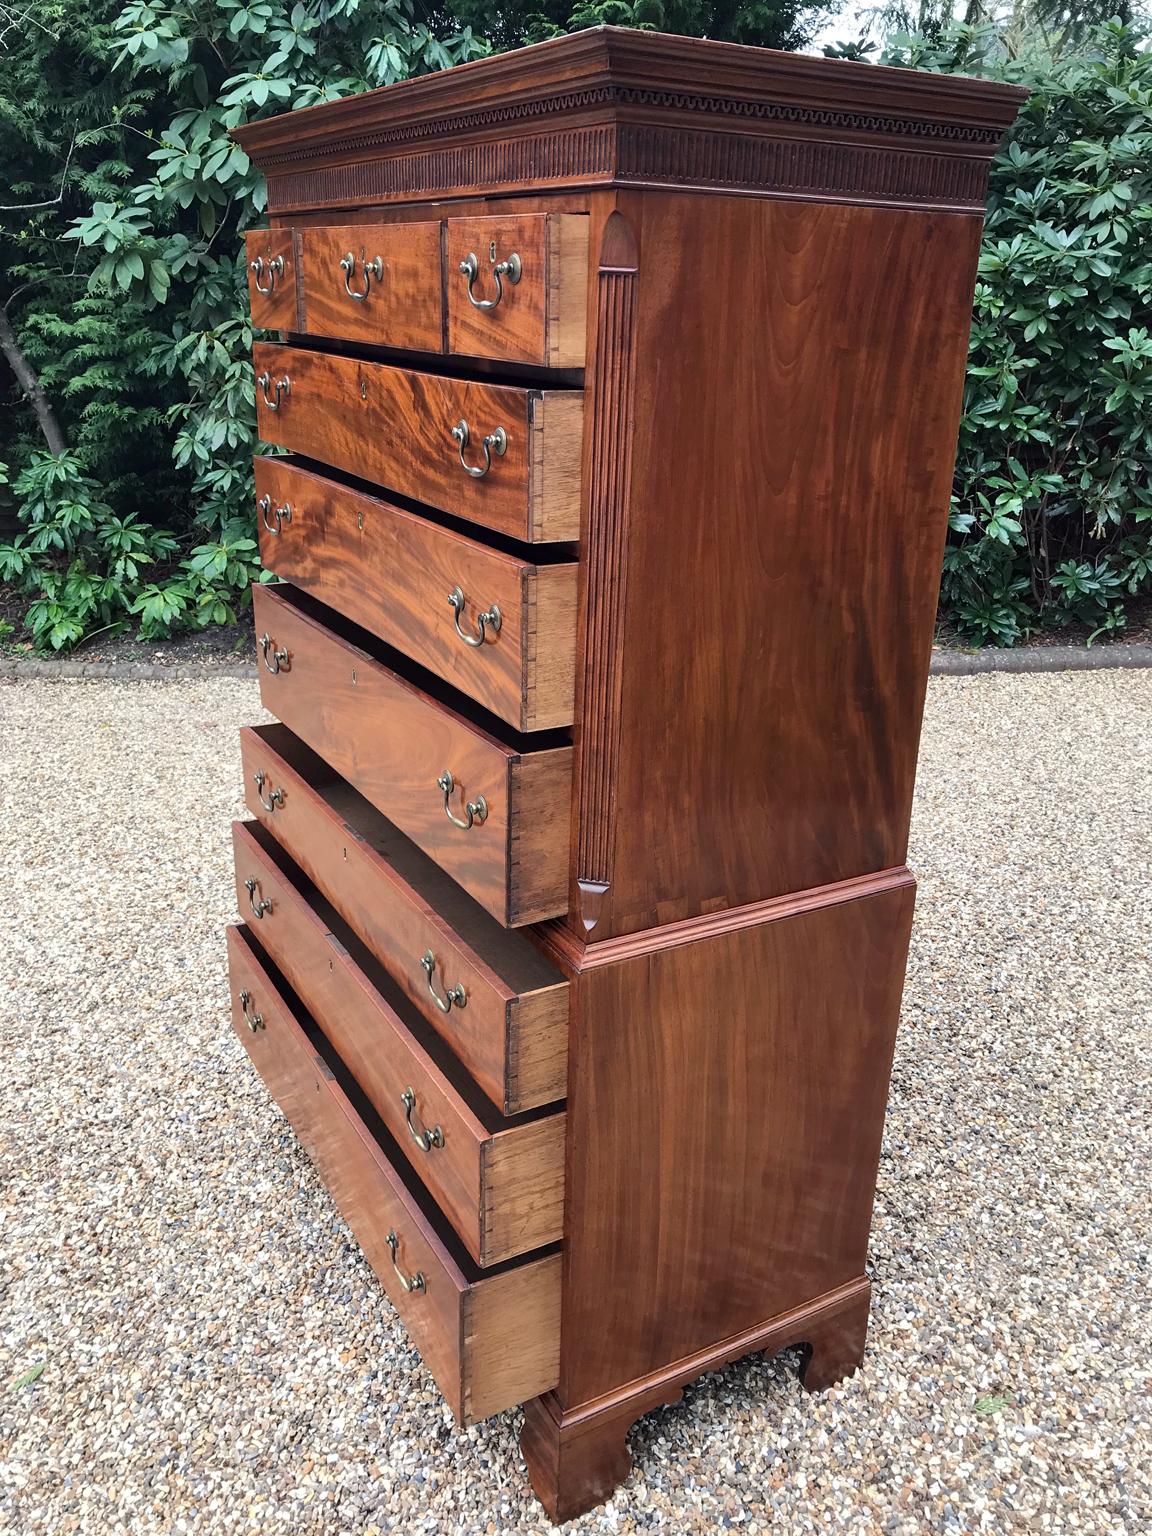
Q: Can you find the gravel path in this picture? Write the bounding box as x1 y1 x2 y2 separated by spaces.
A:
1 672 1149 1535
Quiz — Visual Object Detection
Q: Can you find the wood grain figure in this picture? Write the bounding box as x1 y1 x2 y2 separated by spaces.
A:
252 341 583 542
253 456 578 730
226 28 1026 1520
239 723 570 1114
226 924 562 1420
251 582 572 927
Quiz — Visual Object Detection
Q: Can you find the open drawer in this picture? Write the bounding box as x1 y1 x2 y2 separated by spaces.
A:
226 924 561 1423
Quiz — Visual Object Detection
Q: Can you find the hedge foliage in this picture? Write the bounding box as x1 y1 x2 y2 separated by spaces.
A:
889 21 1152 645
0 0 484 649
1 12 1149 648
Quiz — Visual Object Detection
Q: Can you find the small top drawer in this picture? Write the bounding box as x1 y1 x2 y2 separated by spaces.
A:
297 222 442 352
446 214 588 368
245 229 296 331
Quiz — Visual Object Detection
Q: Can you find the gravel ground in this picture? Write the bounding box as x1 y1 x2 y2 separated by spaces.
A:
1 672 1149 1535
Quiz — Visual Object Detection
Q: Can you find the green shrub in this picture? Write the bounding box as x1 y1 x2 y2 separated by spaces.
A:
4 10 1149 651
0 0 484 650
885 20 1152 645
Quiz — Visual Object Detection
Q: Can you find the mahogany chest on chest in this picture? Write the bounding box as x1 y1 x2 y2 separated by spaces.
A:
226 29 1024 1520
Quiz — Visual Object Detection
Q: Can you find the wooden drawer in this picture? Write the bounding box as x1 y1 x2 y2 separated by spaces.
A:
240 724 568 1114
245 230 296 331
252 583 572 927
297 222 442 352
446 214 588 368
252 341 582 543
254 457 578 731
226 924 561 1421
232 821 565 1265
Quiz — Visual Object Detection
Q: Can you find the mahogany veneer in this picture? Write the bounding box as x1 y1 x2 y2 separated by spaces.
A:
228 27 1025 1522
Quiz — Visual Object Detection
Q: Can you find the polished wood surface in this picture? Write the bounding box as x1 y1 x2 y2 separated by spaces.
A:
253 457 578 730
231 26 1026 217
226 925 561 1422
232 821 565 1264
555 871 914 1406
521 1278 871 1522
298 221 443 351
227 32 1025 1521
567 190 983 940
240 724 569 1114
245 229 296 331
446 213 588 367
252 341 583 542
252 583 573 927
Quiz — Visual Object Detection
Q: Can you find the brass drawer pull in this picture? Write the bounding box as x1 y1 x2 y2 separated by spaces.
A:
258 493 292 535
257 370 291 411
421 950 466 1013
386 1229 426 1294
238 988 265 1032
451 419 506 479
401 1087 444 1152
249 254 284 296
253 769 284 813
448 585 501 647
459 249 522 311
340 251 383 302
244 877 272 919
259 632 290 674
436 770 487 830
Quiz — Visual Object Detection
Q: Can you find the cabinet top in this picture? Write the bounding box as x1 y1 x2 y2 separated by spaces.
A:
233 25 1027 216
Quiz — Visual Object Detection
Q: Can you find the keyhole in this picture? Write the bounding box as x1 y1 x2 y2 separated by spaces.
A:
351 667 358 685
488 239 497 261
360 378 367 401
357 511 364 531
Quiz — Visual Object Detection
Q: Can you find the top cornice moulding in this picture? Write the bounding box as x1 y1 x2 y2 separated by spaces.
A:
230 25 1029 173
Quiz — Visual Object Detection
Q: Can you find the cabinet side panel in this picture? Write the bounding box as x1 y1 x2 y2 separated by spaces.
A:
587 192 981 938
557 878 915 1407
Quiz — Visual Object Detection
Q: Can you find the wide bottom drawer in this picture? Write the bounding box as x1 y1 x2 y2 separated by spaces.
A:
232 817 566 1267
226 924 561 1424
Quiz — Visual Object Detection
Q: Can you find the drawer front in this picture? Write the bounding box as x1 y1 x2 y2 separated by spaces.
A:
252 341 582 542
298 222 442 351
254 458 578 731
446 214 588 368
240 723 569 1114
232 821 565 1265
226 925 561 1422
252 583 572 927
245 230 296 331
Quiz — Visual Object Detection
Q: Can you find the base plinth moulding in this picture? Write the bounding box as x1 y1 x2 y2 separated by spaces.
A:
520 1276 871 1522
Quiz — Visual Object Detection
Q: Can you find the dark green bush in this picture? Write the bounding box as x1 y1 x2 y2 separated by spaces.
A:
0 0 484 650
2 11 1148 650
885 21 1152 645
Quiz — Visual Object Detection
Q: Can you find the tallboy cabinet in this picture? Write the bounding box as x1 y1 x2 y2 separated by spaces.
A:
227 29 1024 1521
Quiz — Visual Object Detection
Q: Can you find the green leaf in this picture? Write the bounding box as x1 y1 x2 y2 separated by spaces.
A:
9 1364 46 1390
